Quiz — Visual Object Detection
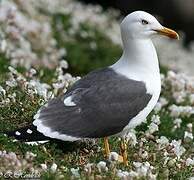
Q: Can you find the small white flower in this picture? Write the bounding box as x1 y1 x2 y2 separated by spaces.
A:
173 118 182 128
170 140 186 158
155 97 168 112
116 170 129 178
60 60 68 69
126 130 137 146
116 170 124 178
58 48 67 57
151 115 160 125
28 80 51 100
148 173 157 180
132 161 155 177
90 42 97 50
128 170 138 177
70 168 80 177
97 161 108 172
122 171 129 177
109 152 119 161
25 152 36 159
8 66 18 75
184 131 193 140
186 158 194 166
40 164 47 171
189 94 194 104
147 123 159 134
29 68 37 76
0 86 6 96
0 39 7 52
6 78 17 87
141 151 148 159
187 123 193 131
156 136 169 146
188 177 194 180
8 152 17 160
146 115 160 135
50 163 57 173
80 31 88 38
84 163 93 174
154 102 162 112
169 105 194 118
133 162 142 168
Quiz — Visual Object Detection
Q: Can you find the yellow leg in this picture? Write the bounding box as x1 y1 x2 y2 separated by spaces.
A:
104 137 110 158
120 139 128 166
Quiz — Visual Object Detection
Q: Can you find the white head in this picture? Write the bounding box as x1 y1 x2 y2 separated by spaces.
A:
121 11 179 40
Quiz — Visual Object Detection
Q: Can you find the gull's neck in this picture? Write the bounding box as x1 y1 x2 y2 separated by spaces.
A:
111 37 160 83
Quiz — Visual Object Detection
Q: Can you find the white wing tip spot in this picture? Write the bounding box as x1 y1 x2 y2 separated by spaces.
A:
64 96 76 106
27 129 33 134
15 131 21 136
25 140 49 145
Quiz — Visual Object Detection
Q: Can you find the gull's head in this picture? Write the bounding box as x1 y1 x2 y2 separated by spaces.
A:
121 11 179 40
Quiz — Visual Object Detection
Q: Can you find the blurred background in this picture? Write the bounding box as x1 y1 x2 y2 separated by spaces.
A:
79 0 194 47
0 0 194 77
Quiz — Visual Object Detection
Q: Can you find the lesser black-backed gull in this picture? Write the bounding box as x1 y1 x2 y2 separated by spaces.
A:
6 11 179 165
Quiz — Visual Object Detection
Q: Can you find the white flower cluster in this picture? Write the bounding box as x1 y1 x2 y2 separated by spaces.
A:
0 150 41 175
146 115 160 135
125 129 137 146
154 97 168 112
108 151 119 161
117 161 156 179
169 104 194 118
0 0 122 70
156 136 169 149
40 163 58 173
0 85 16 106
186 157 194 166
165 71 194 104
0 60 78 106
30 0 121 45
158 71 194 131
0 0 66 69
97 161 108 173
52 60 80 95
0 66 52 104
170 140 186 159
71 167 80 178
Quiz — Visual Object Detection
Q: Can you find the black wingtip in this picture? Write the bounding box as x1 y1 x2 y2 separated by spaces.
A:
5 124 50 142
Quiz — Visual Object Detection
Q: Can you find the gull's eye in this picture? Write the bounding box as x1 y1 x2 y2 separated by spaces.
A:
141 19 149 25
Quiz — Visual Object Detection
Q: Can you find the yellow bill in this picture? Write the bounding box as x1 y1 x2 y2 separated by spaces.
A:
155 27 179 40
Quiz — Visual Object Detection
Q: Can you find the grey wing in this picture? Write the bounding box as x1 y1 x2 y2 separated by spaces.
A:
33 68 152 140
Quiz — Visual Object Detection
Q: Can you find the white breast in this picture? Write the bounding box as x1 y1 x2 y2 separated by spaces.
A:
111 52 161 136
